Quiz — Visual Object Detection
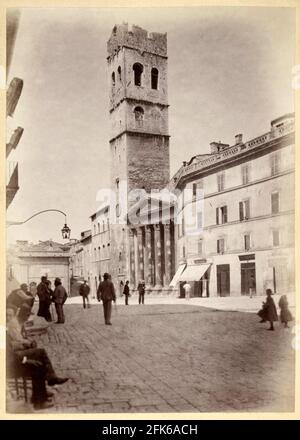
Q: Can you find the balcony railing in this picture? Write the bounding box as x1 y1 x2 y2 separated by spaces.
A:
172 121 295 184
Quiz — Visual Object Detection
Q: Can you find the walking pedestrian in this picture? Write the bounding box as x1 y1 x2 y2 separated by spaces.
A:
52 278 68 324
97 273 116 325
79 280 91 309
278 294 293 328
264 288 278 331
137 280 145 304
183 281 191 300
123 280 130 305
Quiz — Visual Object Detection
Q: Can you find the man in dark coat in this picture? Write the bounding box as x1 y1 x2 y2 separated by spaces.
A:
137 280 145 304
265 288 278 331
79 280 91 309
123 280 130 305
52 278 67 324
37 276 52 322
97 273 116 325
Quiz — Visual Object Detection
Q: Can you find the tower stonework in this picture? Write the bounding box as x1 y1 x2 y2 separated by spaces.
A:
108 23 170 197
107 24 170 288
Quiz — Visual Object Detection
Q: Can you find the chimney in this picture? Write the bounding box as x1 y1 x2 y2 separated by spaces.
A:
235 134 243 145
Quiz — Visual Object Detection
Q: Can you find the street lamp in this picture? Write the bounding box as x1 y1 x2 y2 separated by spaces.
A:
7 209 71 240
61 223 71 240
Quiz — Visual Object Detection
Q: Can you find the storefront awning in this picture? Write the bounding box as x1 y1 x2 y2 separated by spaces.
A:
179 263 211 282
169 263 186 287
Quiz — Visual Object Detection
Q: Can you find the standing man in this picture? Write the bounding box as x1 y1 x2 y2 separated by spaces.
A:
52 278 67 324
37 276 52 321
79 280 91 309
97 273 116 325
123 280 130 305
183 281 191 300
137 280 145 305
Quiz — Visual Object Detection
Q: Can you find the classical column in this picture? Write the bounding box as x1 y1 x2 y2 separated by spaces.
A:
153 224 162 288
137 227 144 283
163 223 172 286
129 229 136 287
144 225 152 288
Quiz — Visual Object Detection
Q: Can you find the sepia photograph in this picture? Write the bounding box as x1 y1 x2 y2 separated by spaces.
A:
4 4 297 415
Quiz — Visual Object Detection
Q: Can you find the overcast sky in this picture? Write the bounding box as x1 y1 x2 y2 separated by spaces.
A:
7 6 295 244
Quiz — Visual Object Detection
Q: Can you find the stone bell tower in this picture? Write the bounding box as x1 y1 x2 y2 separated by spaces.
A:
107 23 170 201
107 24 170 287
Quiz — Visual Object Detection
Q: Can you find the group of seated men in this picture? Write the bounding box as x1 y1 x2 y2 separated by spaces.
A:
6 283 69 410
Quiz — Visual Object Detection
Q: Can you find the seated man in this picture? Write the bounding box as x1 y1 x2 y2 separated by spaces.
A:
7 284 35 311
6 306 69 410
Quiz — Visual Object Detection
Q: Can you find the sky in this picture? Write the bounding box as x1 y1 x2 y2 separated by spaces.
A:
6 6 295 244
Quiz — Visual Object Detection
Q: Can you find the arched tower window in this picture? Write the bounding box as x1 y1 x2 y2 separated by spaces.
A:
151 68 159 90
112 71 115 87
117 66 121 81
133 63 143 86
134 106 144 122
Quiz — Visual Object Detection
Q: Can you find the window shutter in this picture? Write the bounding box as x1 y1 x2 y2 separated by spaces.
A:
271 193 279 214
216 208 219 225
239 202 244 221
224 206 228 223
245 200 250 219
220 239 224 253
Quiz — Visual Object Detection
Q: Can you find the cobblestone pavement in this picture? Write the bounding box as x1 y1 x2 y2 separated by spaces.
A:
7 302 295 414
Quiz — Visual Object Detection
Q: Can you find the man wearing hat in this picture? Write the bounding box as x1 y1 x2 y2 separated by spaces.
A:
7 283 34 310
79 280 91 309
137 280 145 305
52 278 68 324
97 273 116 325
37 276 53 322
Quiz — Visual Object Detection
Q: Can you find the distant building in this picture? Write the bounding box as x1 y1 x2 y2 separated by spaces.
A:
90 206 111 296
7 240 71 294
69 231 92 296
170 113 295 297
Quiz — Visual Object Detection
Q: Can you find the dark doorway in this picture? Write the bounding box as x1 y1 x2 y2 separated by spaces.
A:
217 264 230 296
241 262 256 295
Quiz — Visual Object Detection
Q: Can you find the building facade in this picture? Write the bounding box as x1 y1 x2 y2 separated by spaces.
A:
90 206 111 296
7 240 71 294
170 113 295 297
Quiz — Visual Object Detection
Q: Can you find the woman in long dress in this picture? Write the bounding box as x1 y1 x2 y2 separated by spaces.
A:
278 295 293 328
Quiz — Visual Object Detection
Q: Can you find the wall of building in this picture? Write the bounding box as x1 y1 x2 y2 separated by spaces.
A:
177 127 295 297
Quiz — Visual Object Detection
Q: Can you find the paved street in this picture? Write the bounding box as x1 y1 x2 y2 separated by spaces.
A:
7 300 295 413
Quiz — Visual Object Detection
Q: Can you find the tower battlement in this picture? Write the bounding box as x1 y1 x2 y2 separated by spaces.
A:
107 23 167 58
